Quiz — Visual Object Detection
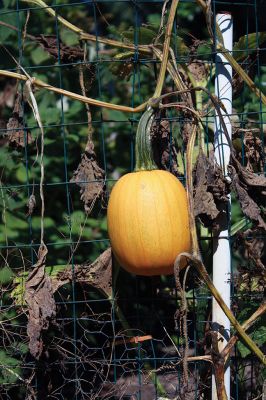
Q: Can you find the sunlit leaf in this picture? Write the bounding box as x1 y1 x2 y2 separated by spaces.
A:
233 32 266 61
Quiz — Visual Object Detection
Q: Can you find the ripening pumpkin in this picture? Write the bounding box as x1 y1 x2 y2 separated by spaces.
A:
107 107 191 276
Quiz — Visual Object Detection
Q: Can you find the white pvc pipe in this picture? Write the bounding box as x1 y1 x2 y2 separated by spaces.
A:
212 12 233 400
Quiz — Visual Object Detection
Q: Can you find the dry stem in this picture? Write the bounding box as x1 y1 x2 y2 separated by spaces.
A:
0 69 147 113
153 0 180 99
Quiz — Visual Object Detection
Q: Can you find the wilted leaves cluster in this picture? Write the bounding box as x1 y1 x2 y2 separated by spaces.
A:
70 140 106 214
229 155 266 231
6 93 33 148
24 245 56 359
193 150 231 231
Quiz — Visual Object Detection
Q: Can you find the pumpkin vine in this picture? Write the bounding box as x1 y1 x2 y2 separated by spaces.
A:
135 107 157 171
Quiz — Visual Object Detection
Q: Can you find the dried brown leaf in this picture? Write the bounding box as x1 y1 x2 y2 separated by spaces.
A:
26 194 36 217
229 156 266 230
181 120 194 146
234 130 263 173
35 35 84 63
53 248 112 297
110 60 134 80
232 156 266 189
193 150 230 229
151 116 182 176
229 167 265 230
6 93 33 148
25 245 56 359
0 81 17 109
241 230 265 271
187 60 209 83
71 140 105 213
235 228 265 293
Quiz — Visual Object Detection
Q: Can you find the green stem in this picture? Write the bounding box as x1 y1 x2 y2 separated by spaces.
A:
135 108 157 171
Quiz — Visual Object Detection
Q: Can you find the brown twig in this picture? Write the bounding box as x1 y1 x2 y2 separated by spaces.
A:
210 331 228 400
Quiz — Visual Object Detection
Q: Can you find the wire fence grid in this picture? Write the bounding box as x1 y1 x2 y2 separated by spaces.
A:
0 0 265 399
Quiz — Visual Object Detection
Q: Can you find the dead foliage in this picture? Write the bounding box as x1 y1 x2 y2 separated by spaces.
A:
151 115 182 176
241 231 265 271
0 80 17 109
233 128 264 173
25 245 56 359
110 57 134 80
6 93 33 148
71 140 106 214
35 35 84 63
53 247 112 297
235 228 265 294
229 156 266 230
180 118 195 145
242 131 263 172
187 59 209 83
193 150 230 230
26 194 36 217
100 371 199 400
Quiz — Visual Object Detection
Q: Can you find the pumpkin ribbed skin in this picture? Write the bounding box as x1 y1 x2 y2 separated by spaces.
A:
107 169 191 276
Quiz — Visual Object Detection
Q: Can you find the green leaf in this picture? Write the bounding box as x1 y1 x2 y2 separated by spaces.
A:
31 46 51 65
233 32 266 61
196 43 212 57
66 101 83 119
231 217 250 236
0 12 17 42
2 212 28 240
13 342 28 355
147 14 161 28
121 26 189 55
105 109 125 122
41 107 60 125
6 212 28 230
31 216 55 230
0 266 14 285
10 273 27 306
2 0 16 7
171 35 189 55
60 28 79 46
15 167 27 184
237 341 252 358
237 326 266 358
122 27 157 45
0 148 16 169
0 350 21 385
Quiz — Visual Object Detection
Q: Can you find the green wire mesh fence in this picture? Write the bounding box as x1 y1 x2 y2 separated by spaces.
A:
0 0 265 399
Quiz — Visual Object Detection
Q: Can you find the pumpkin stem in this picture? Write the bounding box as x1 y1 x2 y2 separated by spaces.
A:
135 107 157 171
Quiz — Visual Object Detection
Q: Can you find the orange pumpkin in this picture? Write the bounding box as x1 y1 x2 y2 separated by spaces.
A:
107 107 191 276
